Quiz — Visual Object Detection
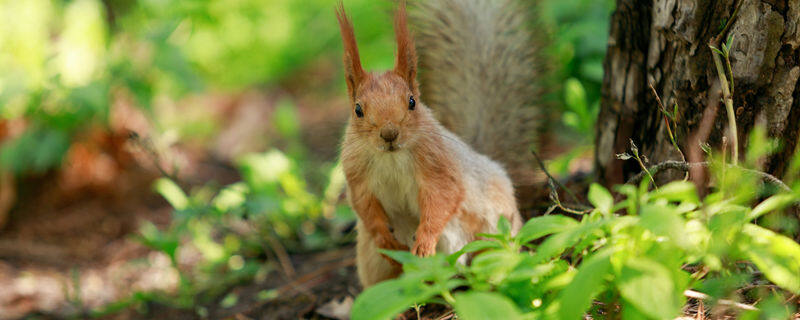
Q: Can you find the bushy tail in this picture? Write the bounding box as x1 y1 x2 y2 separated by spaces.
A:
411 0 542 184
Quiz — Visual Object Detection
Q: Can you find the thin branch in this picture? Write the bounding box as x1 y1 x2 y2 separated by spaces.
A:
711 50 738 166
265 234 296 278
546 179 592 215
710 0 743 47
626 160 792 193
531 150 581 204
684 289 758 311
709 0 743 166
127 131 180 182
648 83 686 164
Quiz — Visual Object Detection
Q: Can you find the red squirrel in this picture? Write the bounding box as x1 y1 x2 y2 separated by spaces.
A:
336 0 539 287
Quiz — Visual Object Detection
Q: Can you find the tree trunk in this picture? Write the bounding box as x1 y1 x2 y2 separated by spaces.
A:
596 0 800 186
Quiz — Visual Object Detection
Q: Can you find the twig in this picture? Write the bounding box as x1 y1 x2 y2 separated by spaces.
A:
710 50 738 166
623 140 658 190
531 150 581 203
710 0 743 47
684 289 758 311
648 83 686 164
696 299 705 320
265 234 296 278
625 160 792 193
127 131 180 182
547 180 592 215
709 0 743 166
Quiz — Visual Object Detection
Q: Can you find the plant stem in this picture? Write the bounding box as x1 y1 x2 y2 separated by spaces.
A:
634 154 658 190
711 49 738 166
441 290 456 304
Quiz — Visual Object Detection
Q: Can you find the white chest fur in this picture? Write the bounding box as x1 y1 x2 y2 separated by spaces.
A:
367 151 419 246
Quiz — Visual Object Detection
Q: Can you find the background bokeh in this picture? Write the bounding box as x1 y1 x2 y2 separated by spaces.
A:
0 0 613 317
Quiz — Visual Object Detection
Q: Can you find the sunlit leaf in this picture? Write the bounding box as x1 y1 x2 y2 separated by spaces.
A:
588 183 613 214
617 257 682 319
749 193 797 221
448 240 503 265
351 278 438 320
557 249 612 319
470 251 521 285
154 178 189 210
453 292 523 320
516 215 579 244
740 224 800 293
650 181 699 204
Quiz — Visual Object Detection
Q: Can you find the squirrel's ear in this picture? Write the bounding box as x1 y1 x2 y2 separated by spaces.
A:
336 2 365 101
393 0 418 95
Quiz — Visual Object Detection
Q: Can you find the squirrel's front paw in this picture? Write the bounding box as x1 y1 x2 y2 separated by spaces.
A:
411 240 436 257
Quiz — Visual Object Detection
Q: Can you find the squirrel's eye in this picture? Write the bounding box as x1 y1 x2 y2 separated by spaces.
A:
408 96 416 110
355 103 364 118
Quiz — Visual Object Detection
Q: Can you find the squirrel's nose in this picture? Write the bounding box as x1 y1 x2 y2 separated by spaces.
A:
380 127 399 143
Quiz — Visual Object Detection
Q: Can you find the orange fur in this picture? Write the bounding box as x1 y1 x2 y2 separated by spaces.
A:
335 2 366 101
393 0 418 96
337 1 523 288
345 165 408 255
412 135 463 256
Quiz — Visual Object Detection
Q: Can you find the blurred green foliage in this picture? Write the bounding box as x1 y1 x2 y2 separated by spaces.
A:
540 0 614 138
0 0 396 175
113 146 352 311
0 0 611 176
536 0 614 177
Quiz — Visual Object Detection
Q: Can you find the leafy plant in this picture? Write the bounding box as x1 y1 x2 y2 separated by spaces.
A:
97 147 353 313
353 160 800 319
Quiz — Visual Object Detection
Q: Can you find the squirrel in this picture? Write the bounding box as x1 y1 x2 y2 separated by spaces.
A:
336 0 540 288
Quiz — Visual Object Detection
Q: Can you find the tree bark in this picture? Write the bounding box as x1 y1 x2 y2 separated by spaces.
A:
596 0 800 186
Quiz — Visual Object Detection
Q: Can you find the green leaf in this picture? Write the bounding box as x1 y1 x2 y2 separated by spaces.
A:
453 292 522 320
470 251 521 285
557 249 613 319
273 99 300 138
213 182 249 213
588 183 613 214
351 278 438 320
516 215 579 244
154 178 189 210
531 220 606 263
740 224 800 293
749 193 797 221
448 240 503 265
379 250 419 266
617 258 682 319
650 181 699 204
564 78 588 113
639 203 689 249
498 216 511 236
219 293 238 308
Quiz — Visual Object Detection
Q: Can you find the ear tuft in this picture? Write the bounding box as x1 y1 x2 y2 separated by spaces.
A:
394 0 418 94
336 2 366 101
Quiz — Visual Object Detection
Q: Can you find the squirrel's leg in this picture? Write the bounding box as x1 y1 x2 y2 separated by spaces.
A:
349 184 408 256
356 219 402 288
412 173 464 257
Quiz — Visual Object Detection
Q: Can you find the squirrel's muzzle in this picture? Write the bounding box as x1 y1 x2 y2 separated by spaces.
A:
380 126 399 143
